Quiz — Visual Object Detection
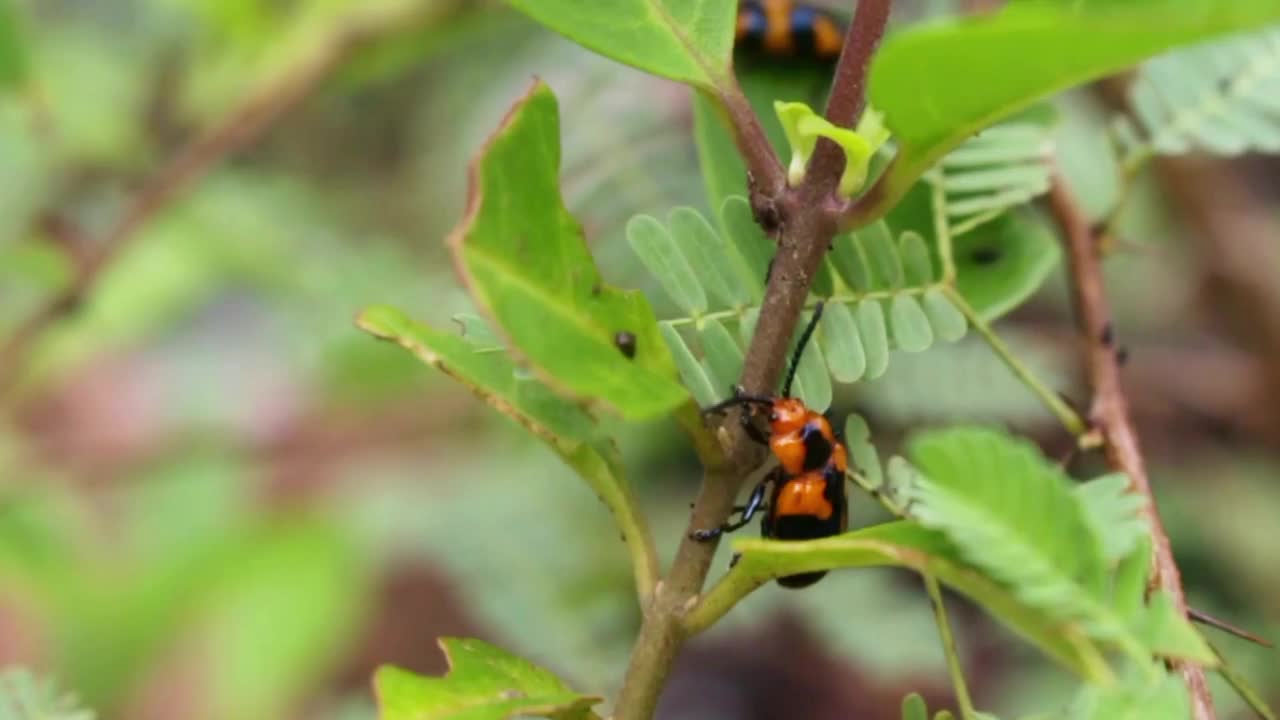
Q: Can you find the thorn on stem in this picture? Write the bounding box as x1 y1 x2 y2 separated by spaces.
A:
1188 606 1273 647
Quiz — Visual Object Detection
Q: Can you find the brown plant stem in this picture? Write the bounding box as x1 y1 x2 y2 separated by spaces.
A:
0 3 437 401
803 0 892 198
1047 171 1216 720
717 81 788 203
611 3 894 718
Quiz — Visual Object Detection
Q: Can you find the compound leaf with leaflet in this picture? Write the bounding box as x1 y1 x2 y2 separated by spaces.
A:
868 0 1280 209
450 81 688 421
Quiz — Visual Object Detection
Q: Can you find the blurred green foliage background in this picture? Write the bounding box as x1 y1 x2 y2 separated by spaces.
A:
0 1 1276 718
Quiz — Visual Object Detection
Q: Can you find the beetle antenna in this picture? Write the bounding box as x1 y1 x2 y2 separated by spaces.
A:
783 301 825 398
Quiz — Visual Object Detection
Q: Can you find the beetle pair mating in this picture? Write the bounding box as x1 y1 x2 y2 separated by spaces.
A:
691 301 848 588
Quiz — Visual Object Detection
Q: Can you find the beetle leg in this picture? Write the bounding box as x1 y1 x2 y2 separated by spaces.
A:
689 477 771 541
736 479 769 526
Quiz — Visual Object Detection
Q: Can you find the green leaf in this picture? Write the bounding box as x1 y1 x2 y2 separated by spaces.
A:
1069 668 1190 720
776 101 819 185
887 176 1060 322
1125 27 1280 157
885 456 924 508
356 305 655 585
907 427 1217 668
719 196 774 287
1075 473 1148 565
945 165 1051 208
698 318 744 393
505 0 735 91
626 215 707 315
939 122 1055 238
670 206 754 308
374 637 602 720
637 199 969 395
944 127 1052 168
890 295 934 353
921 289 968 343
819 301 866 383
902 693 928 720
661 323 719 407
830 228 876 292
844 414 884 490
1132 591 1215 663
1107 536 1216 668
908 428 1109 625
809 257 837 298
864 223 905 289
629 204 766 320
728 522 1113 681
1111 537 1151 622
868 0 1280 203
450 81 687 420
0 0 29 91
774 101 887 194
359 306 596 443
451 313 504 351
951 210 1060 321
899 230 935 286
856 300 891 380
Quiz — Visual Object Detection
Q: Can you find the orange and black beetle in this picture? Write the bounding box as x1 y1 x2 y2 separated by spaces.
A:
735 0 845 63
693 301 849 588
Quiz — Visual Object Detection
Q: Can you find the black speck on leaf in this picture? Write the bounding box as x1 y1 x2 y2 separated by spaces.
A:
970 246 1001 265
614 331 637 359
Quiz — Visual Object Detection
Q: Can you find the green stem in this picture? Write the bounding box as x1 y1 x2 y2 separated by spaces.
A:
925 573 977 720
680 563 765 636
1098 146 1152 238
929 170 957 284
1208 639 1277 720
604 453 660 606
949 207 1007 238
942 286 1088 436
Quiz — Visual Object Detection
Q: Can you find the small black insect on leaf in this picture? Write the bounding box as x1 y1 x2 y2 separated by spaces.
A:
614 331 637 359
970 246 1002 265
